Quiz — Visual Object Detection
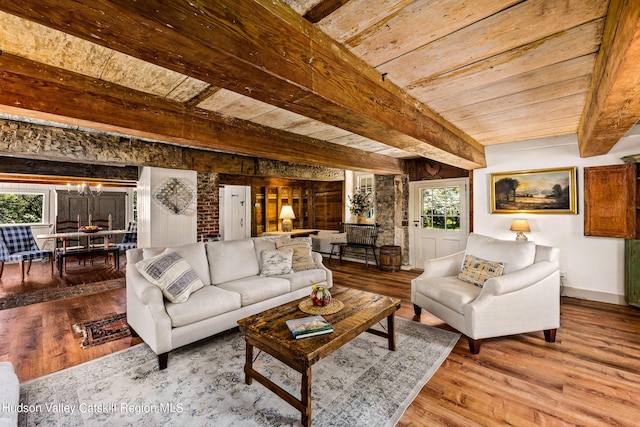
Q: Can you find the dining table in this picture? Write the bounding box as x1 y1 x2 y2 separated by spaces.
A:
36 229 129 276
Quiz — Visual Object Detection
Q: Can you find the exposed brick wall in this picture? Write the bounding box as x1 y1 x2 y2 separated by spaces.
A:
197 171 220 241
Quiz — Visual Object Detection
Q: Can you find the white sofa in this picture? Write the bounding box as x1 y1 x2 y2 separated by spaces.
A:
126 237 333 369
411 233 560 353
0 361 19 427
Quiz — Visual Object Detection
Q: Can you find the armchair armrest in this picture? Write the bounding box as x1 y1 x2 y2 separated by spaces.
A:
480 260 560 296
415 250 465 280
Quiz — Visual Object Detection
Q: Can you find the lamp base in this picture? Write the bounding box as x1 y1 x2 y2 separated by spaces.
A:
515 232 528 241
282 219 293 232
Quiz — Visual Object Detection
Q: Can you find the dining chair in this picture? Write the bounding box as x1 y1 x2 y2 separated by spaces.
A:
117 221 137 251
0 225 54 281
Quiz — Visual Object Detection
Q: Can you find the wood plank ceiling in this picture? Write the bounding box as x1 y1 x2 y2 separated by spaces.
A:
0 0 638 174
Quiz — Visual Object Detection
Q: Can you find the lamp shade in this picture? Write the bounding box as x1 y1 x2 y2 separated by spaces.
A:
510 219 531 232
279 205 296 220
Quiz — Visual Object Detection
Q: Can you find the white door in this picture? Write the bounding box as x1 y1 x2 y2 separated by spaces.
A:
409 178 468 269
220 185 251 241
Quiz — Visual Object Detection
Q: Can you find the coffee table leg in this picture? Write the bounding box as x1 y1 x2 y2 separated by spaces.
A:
301 366 312 427
387 313 396 351
244 341 253 385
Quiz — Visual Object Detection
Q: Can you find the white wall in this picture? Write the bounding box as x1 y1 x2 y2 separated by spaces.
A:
138 167 197 248
473 129 640 305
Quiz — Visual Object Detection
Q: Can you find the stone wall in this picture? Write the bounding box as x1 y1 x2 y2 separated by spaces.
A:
375 174 410 266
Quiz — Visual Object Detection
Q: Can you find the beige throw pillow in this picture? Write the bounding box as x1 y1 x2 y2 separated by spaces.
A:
275 237 317 272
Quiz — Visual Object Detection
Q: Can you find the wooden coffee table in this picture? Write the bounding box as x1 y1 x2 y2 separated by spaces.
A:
237 286 401 427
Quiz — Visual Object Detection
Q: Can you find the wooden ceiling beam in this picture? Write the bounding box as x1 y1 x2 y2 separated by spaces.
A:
0 0 485 169
0 53 402 175
579 0 640 157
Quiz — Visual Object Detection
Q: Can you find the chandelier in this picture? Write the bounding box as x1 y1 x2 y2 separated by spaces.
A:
67 182 103 197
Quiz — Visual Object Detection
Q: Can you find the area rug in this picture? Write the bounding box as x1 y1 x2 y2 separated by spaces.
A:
72 313 131 348
18 318 460 426
0 278 125 310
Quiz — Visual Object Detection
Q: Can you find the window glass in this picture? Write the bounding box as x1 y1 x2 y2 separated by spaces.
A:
0 193 45 224
420 187 460 230
356 175 374 218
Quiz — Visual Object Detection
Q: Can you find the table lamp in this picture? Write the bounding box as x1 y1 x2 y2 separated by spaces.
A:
510 219 531 241
279 205 295 232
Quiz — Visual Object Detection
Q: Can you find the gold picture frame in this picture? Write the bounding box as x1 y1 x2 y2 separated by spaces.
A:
490 167 577 214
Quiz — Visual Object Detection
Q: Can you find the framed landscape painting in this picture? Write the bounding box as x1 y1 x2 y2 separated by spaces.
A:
490 167 577 214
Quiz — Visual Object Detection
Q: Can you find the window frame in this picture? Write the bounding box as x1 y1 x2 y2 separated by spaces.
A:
0 189 49 225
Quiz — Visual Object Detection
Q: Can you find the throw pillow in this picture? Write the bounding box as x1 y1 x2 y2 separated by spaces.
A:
329 232 347 244
259 248 294 276
136 248 204 303
457 254 504 288
275 237 316 272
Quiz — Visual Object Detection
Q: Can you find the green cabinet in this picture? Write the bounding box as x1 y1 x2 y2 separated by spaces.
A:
625 239 640 308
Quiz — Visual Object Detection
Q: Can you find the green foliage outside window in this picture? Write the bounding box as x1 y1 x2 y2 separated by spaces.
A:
421 187 460 230
0 193 44 224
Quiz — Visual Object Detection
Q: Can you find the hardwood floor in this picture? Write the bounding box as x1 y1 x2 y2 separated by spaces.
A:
1 258 639 425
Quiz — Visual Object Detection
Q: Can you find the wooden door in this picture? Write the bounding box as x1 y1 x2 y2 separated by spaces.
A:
584 164 636 238
409 178 469 269
56 192 126 230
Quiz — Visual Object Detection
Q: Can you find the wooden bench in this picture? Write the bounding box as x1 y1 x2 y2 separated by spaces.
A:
55 247 120 277
328 223 380 269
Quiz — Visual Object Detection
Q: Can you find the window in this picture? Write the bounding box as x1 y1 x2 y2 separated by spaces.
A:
0 192 46 224
420 187 460 230
356 174 374 218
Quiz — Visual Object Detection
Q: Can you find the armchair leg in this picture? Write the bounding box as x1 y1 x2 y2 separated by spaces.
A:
413 304 422 316
468 337 482 354
26 259 33 275
543 329 557 343
158 352 169 370
19 261 26 281
0 262 4 278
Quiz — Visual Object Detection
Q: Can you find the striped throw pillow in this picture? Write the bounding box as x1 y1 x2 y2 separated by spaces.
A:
136 249 204 303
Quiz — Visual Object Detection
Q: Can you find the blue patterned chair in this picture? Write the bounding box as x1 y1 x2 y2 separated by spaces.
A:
0 225 54 281
117 221 137 251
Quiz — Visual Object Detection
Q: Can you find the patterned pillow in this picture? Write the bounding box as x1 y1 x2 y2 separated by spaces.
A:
275 237 316 272
457 255 504 288
259 248 294 276
135 249 204 303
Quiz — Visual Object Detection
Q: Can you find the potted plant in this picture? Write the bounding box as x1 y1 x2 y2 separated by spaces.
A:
348 187 373 223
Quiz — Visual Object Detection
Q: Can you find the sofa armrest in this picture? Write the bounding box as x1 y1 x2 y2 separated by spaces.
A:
125 249 173 355
415 250 465 280
480 260 560 296
312 251 333 287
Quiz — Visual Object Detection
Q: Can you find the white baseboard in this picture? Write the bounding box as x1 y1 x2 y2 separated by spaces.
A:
562 286 626 306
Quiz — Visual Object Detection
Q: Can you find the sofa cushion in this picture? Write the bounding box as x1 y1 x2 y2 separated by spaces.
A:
143 242 211 285
165 285 242 327
276 268 328 291
465 233 536 274
136 249 204 303
415 276 482 314
275 237 317 272
457 255 505 287
259 248 294 276
206 239 260 285
217 275 291 306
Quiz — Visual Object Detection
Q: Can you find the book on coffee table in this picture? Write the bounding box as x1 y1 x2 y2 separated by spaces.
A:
286 315 334 339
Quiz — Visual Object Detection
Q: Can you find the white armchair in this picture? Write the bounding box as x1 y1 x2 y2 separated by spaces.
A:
411 233 560 353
